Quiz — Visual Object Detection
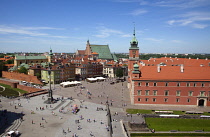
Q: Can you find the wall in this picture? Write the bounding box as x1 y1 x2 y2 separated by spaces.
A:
0 79 18 88
17 84 43 93
0 79 44 94
133 81 210 106
2 71 43 85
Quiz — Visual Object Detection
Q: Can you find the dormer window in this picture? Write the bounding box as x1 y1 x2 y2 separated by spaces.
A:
154 83 157 86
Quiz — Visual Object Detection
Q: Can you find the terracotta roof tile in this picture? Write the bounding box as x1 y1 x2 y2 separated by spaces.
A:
135 65 210 81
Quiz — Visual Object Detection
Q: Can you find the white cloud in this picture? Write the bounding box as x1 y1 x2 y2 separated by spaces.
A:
0 25 68 38
0 26 48 36
144 38 164 42
155 0 210 9
171 40 184 44
129 9 148 16
191 23 208 29
93 26 131 38
167 12 210 29
20 26 64 30
121 34 132 37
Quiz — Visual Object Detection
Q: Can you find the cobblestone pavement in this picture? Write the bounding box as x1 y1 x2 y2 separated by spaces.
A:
50 79 210 112
1 78 210 137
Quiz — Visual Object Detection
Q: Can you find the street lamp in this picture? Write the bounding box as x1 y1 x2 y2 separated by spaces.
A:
106 95 109 105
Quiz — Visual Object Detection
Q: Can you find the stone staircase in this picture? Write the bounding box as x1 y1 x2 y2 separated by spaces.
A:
0 118 22 137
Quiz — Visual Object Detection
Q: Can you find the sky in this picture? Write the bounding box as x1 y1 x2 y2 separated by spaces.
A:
0 0 210 54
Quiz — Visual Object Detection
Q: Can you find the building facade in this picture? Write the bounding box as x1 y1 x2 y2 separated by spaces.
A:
128 28 210 107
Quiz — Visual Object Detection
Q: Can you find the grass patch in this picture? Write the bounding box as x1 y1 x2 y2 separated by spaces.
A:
0 83 27 97
203 112 210 115
126 109 210 116
126 109 153 114
131 133 210 137
146 118 210 131
172 111 185 115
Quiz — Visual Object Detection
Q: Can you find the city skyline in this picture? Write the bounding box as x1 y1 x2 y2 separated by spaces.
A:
0 0 210 54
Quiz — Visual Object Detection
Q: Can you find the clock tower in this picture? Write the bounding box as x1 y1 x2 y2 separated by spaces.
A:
128 27 140 76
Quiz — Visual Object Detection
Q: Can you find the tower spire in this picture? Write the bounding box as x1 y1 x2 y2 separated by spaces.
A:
133 22 136 36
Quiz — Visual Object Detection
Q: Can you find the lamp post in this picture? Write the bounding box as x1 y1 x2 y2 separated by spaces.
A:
106 95 109 105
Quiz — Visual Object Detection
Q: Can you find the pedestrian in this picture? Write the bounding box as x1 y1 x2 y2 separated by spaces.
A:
40 123 42 127
77 125 81 130
68 127 71 132
32 120 33 124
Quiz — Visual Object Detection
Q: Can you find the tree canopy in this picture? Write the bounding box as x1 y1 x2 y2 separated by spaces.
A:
17 66 28 74
116 68 123 78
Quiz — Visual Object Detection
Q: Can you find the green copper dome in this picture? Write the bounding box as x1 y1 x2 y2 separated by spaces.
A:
129 27 139 49
132 63 140 74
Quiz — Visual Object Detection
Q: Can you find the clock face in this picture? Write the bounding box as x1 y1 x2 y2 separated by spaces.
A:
132 51 136 55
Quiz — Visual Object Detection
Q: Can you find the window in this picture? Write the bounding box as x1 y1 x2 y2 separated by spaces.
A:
153 98 156 102
187 98 190 102
177 83 180 87
145 98 149 102
145 90 149 96
164 98 168 102
137 90 141 95
138 98 141 102
154 83 157 86
176 90 181 96
200 91 205 96
165 82 168 86
193 83 196 87
189 91 193 96
165 90 169 96
153 90 157 96
146 82 149 86
138 82 141 86
186 83 190 87
202 83 205 87
176 98 180 102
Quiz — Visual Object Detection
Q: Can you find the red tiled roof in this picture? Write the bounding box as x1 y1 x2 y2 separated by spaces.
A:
92 52 98 55
134 65 210 81
77 50 85 55
141 57 209 67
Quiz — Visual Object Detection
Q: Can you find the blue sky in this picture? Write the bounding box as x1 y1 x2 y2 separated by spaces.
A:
0 0 210 54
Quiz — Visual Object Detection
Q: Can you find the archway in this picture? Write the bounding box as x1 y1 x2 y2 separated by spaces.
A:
198 99 205 106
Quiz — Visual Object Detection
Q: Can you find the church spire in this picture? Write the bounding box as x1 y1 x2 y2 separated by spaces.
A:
133 22 136 36
130 23 138 49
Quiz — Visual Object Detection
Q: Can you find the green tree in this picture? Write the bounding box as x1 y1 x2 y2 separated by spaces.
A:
18 66 28 74
116 68 123 78
5 59 14 64
35 73 41 79
0 61 7 77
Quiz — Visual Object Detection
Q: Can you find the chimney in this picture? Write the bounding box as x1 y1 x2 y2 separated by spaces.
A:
180 64 184 73
157 64 161 73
